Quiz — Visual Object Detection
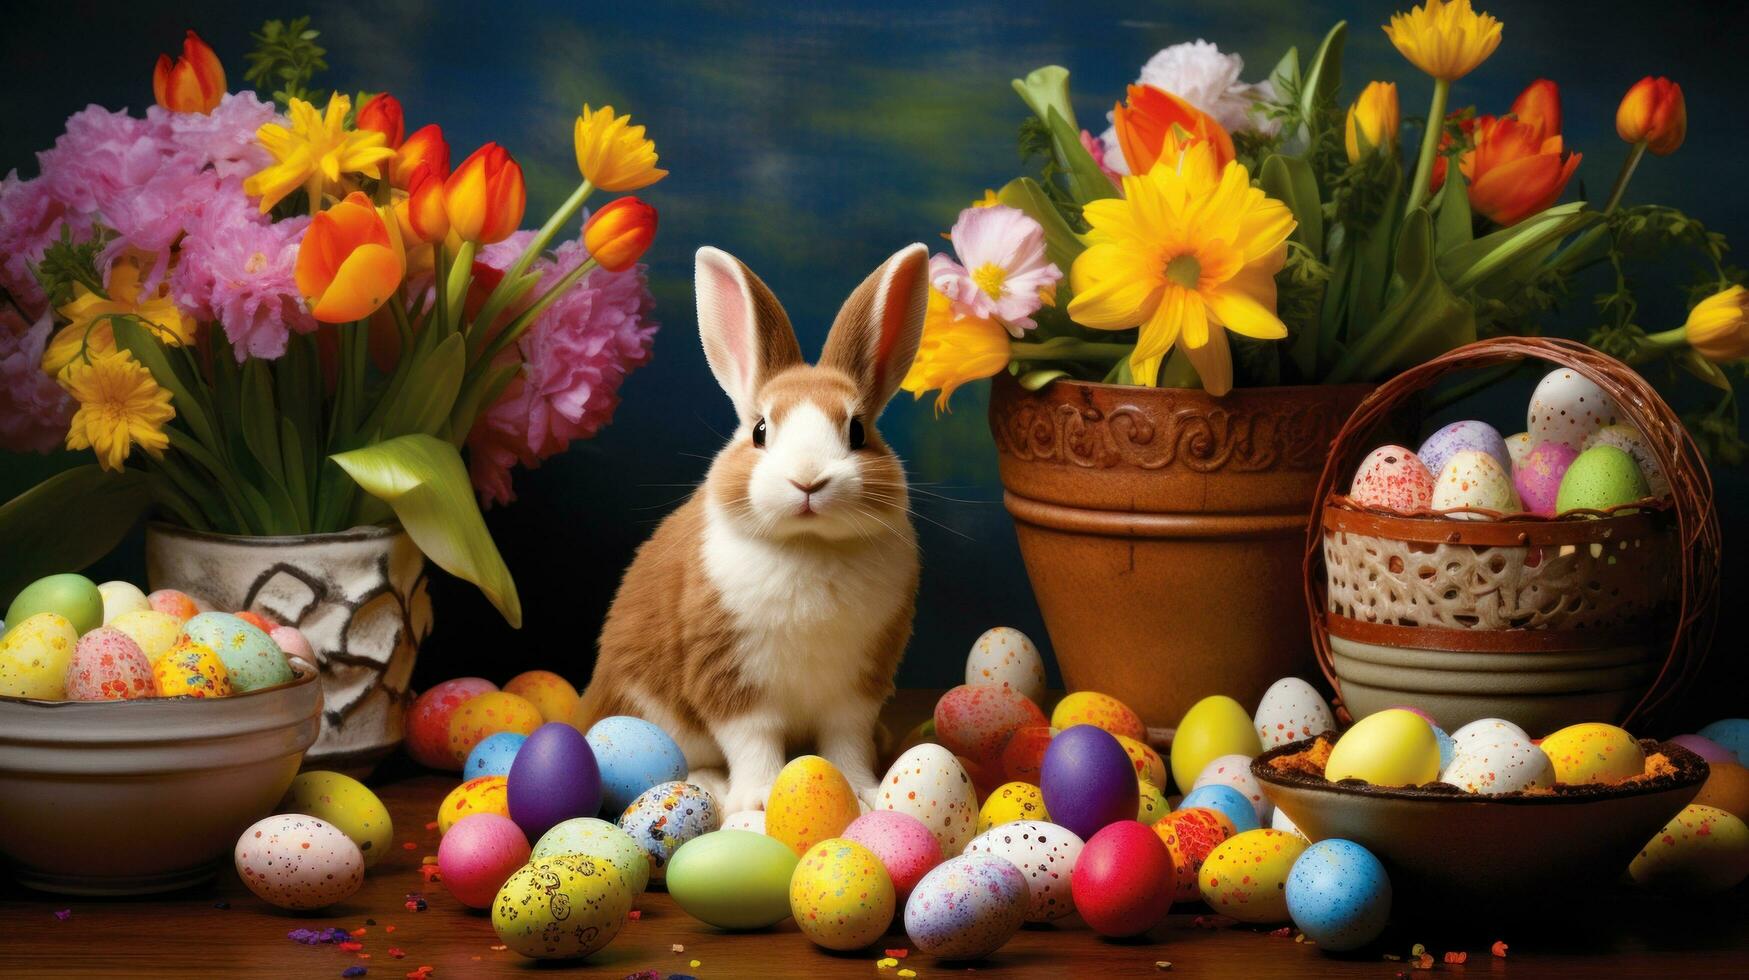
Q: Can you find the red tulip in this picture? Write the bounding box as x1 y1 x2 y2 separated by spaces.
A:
583 197 658 272
357 93 406 149
1617 76 1686 156
392 124 451 189
152 30 225 114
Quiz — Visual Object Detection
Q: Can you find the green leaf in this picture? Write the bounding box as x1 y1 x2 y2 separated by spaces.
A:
1328 209 1475 381
1016 369 1069 391
448 361 522 447
1270 47 1301 101
998 177 1087 277
1345 163 1404 339
240 361 285 484
111 319 219 452
1260 154 1324 258
1677 349 1733 392
1299 22 1347 135
377 333 465 439
0 466 151 603
331 434 522 628
1432 169 1473 254
1437 202 1597 296
1046 107 1118 207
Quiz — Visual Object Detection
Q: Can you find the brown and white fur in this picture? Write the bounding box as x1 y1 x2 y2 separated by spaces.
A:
575 243 928 812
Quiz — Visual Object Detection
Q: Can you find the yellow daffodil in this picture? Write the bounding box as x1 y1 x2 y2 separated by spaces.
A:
43 256 196 379
244 94 397 214
573 105 667 192
1682 285 1749 363
61 350 176 472
1067 143 1295 393
1384 0 1502 82
901 288 1012 412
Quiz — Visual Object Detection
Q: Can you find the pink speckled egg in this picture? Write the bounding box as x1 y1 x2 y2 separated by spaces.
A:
1418 421 1511 477
64 627 155 700
438 812 531 908
405 677 497 770
1349 445 1435 512
146 589 199 621
1513 440 1579 516
843 808 942 900
234 813 365 910
935 683 1048 772
1432 450 1520 517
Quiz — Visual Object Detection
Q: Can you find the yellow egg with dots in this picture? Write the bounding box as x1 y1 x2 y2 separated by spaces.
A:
766 755 861 857
1325 709 1440 786
1629 804 1749 894
1116 734 1167 787
1539 723 1645 785
438 776 511 834
977 781 1049 832
152 638 233 698
0 612 79 699
109 610 185 664
1050 691 1145 741
1136 781 1169 824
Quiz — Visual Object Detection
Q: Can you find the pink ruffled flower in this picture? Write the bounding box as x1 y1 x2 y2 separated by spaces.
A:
1080 129 1123 187
171 181 314 361
36 105 160 220
0 308 74 453
105 166 224 280
929 204 1062 335
466 374 536 508
149 92 279 180
0 171 74 318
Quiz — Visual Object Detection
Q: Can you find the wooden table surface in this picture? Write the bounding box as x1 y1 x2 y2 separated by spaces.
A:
3 692 1747 978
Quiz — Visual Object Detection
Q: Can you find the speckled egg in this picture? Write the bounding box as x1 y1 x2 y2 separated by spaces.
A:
1451 717 1529 748
180 612 291 693
1418 420 1512 479
1179 784 1260 833
447 691 544 766
96 580 150 624
583 715 689 815
976 781 1049 832
438 812 531 909
1539 723 1645 785
1192 754 1272 824
0 612 78 699
1628 804 1749 894
1432 449 1520 517
146 588 199 621
1513 440 1580 516
1585 423 1670 497
1050 691 1146 741
1505 431 1535 469
1555 445 1649 513
1253 677 1336 750
1327 709 1441 786
999 725 1055 783
843 809 942 900
280 770 393 867
108 609 184 664
1136 781 1169 824
667 829 799 929
1115 734 1167 787
789 837 896 951
64 626 153 700
722 810 767 833
6 574 102 635
234 814 365 910
963 819 1083 922
1348 445 1436 512
1440 736 1554 795
1153 807 1236 902
1199 828 1308 923
530 817 651 893
617 781 720 882
502 669 579 723
492 855 635 959
965 626 1047 704
438 775 511 834
935 683 1049 771
905 853 1028 958
878 744 979 857
1285 838 1392 951
1699 719 1749 765
767 755 862 857
465 731 528 779
152 638 233 698
406 677 497 770
1172 695 1263 793
1528 368 1619 450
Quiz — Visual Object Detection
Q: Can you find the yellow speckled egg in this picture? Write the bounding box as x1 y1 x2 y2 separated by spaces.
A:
492 855 635 960
789 837 896 951
1051 691 1145 741
767 755 861 857
1171 695 1264 793
1136 781 1169 825
152 638 233 698
1539 723 1645 785
503 669 580 724
0 612 78 699
1629 804 1749 894
1198 828 1308 923
109 609 185 664
1116 734 1167 787
1325 709 1440 786
977 781 1049 832
439 775 512 834
447 691 544 766
281 771 394 868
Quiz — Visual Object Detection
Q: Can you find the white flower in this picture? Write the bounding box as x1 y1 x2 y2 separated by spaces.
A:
1100 40 1280 174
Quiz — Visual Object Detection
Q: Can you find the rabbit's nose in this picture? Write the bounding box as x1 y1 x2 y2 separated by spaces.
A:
789 477 830 495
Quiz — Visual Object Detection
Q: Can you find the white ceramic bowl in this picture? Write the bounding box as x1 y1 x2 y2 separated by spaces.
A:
0 668 321 895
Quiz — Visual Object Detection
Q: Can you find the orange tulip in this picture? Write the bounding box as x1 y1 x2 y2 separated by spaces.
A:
444 143 525 245
357 93 406 149
1459 114 1581 226
1511 78 1560 137
583 197 658 272
1112 84 1235 174
395 163 448 244
392 124 451 189
152 30 225 114
296 191 406 323
1617 76 1686 156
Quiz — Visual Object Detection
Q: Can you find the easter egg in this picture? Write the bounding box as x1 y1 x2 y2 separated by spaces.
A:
905 853 1028 958
583 715 689 815
1451 717 1529 748
1440 735 1554 795
147 589 199 621
1199 828 1308 923
0 612 78 699
152 638 233 698
617 781 720 882
108 609 183 664
936 683 1048 771
1153 808 1236 902
180 612 292 692
233 611 275 633
280 770 393 867
1693 762 1749 821
503 669 579 723
95 580 150 624
1286 838 1392 951
267 625 313 665
508 722 603 840
465 731 528 779
668 829 799 929
877 744 979 857
1326 709 1441 786
1136 781 1169 824
1669 734 1735 764
1556 445 1648 514
64 626 153 700
1040 725 1139 841
789 838 896 951
1116 734 1167 787
1432 449 1520 517
234 814 365 910
406 677 497 770
963 819 1083 922
767 755 861 857
1585 423 1670 497
844 809 942 900
965 626 1047 704
1528 368 1618 450
1179 784 1259 833
976 781 1048 832
1504 431 1534 468
1539 723 1644 785
6 573 102 636
1272 807 1307 840
1172 695 1263 793
1431 725 1456 769
1697 718 1749 765
1348 445 1436 512
723 810 766 833
438 813 531 908
439 776 511 834
530 817 650 893
999 725 1055 782
1050 691 1145 741
1253 677 1336 749
492 855 634 959
1192 754 1271 823
448 691 543 766
1071 820 1175 937
1513 441 1579 516
1418 420 1511 478
1628 804 1749 894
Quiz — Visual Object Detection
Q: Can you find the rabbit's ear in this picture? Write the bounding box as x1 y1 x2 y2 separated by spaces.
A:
820 243 929 413
696 246 803 423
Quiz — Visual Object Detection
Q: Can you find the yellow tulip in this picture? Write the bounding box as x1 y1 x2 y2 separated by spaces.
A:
573 105 667 192
901 289 1012 412
1346 82 1400 164
444 143 526 245
1384 0 1503 82
1684 285 1749 363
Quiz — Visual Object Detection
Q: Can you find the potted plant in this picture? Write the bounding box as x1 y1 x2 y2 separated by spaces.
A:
0 21 666 768
901 1 1744 726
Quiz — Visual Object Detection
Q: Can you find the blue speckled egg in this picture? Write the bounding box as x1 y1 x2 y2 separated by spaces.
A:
1417 420 1510 479
616 781 720 882
180 612 291 692
904 852 1028 959
586 716 688 814
465 731 528 779
1285 838 1392 952
1179 784 1259 833
1700 719 1749 766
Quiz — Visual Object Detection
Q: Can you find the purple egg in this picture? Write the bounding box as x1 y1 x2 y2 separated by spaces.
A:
507 722 602 840
1418 421 1511 479
1039 725 1138 841
1669 734 1735 764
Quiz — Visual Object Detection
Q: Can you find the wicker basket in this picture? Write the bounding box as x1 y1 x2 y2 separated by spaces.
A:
1302 338 1720 735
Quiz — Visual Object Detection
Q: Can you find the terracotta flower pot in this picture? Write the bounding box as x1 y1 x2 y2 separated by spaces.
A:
988 373 1373 729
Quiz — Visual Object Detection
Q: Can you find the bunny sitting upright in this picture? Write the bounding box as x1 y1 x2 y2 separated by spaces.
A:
575 243 930 813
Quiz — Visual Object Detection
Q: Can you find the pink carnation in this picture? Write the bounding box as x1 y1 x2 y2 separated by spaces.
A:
0 308 74 453
36 105 160 220
466 375 536 508
148 92 279 179
171 181 314 361
105 166 224 282
0 171 75 318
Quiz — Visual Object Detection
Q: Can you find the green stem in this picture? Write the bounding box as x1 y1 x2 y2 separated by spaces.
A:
433 243 450 334
1404 79 1450 217
1603 141 1648 215
479 255 600 366
444 240 477 333
473 179 595 332
1008 340 1132 361
1157 347 1202 388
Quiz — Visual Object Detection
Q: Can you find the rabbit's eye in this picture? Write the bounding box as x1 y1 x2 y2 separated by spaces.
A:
848 418 867 450
752 418 767 448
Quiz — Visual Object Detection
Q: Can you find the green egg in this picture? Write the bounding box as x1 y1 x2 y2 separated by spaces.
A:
1555 445 1650 514
666 829 799 930
5 574 103 636
181 612 293 692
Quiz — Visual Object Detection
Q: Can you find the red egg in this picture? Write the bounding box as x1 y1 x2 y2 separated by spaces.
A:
934 683 1047 771
1071 820 1175 937
437 813 531 908
1000 726 1055 783
405 678 497 770
1349 445 1435 512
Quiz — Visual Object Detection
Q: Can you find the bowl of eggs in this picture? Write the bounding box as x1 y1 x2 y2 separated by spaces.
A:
0 573 321 895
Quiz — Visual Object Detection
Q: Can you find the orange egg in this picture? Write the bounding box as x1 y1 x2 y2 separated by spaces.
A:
446 691 542 765
147 589 199 621
503 669 580 724
1153 806 1235 902
1050 691 1145 741
1694 761 1749 821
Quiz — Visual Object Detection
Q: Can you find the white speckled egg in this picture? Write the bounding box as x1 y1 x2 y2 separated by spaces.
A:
616 781 720 882
1192 754 1272 824
1348 445 1436 512
904 853 1028 959
722 809 766 833
1440 736 1555 794
1432 449 1520 518
1451 717 1529 748
234 814 365 910
1528 368 1618 450
1585 423 1670 498
963 819 1084 922
964 627 1047 705
1418 420 1512 477
879 744 979 857
1253 677 1336 749
1505 431 1535 469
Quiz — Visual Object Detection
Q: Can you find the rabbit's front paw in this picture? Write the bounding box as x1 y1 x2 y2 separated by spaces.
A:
723 781 773 814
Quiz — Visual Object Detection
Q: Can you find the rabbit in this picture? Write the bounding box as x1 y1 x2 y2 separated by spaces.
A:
575 242 930 814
